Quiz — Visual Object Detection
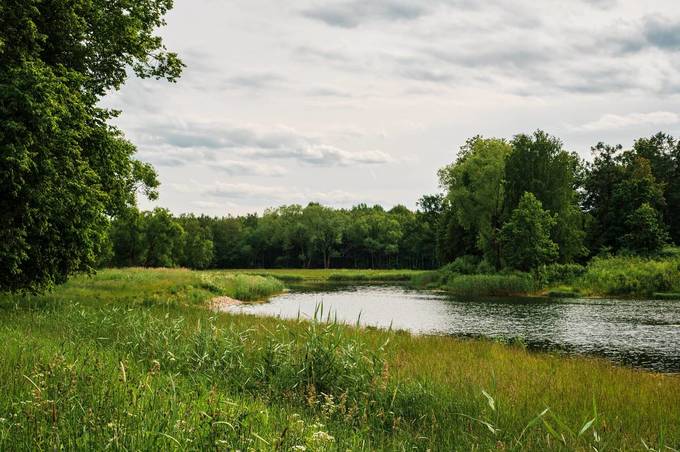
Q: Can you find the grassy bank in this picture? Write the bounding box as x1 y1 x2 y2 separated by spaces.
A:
412 252 680 298
0 268 678 450
229 268 427 284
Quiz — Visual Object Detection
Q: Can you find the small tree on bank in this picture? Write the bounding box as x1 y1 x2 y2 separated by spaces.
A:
500 192 558 271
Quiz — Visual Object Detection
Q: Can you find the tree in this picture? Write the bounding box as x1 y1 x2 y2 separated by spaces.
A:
439 137 511 268
504 130 585 262
0 0 183 292
631 133 680 245
143 209 184 268
178 215 214 269
621 203 669 254
500 192 558 271
109 208 147 267
304 203 344 269
583 143 626 254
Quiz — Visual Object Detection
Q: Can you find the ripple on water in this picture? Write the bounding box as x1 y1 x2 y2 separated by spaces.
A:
227 285 680 373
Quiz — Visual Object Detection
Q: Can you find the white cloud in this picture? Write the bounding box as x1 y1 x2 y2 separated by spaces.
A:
132 119 394 167
574 111 680 131
107 0 680 216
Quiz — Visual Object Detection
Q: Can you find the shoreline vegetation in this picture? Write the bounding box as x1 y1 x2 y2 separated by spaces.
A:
410 249 680 299
1 267 678 450
227 248 680 300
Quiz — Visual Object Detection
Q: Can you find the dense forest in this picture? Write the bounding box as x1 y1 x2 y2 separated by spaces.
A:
105 130 680 271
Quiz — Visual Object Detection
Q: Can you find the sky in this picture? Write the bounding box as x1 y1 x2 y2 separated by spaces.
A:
103 0 680 217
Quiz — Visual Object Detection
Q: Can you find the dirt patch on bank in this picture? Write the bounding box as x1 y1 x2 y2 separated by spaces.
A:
210 296 243 311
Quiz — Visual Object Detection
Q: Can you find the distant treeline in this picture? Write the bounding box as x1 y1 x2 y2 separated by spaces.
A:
104 131 680 271
102 202 440 270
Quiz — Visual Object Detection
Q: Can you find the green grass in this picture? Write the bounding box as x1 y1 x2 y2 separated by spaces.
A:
227 268 428 283
443 273 536 296
200 272 285 301
0 268 678 450
411 270 537 296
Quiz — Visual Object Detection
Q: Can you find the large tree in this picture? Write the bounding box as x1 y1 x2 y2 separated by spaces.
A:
439 137 511 268
504 130 586 262
1 0 183 292
585 144 668 254
630 133 680 245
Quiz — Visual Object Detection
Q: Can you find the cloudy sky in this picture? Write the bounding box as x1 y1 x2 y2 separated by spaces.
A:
103 0 680 216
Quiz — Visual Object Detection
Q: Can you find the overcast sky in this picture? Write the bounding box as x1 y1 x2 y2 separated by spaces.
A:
103 0 680 216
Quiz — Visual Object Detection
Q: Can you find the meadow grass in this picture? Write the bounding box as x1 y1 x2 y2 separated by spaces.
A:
0 268 678 450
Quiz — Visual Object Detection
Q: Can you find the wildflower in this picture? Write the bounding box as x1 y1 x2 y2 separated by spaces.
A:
311 431 335 443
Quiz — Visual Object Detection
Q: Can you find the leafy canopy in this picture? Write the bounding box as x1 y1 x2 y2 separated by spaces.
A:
0 0 183 292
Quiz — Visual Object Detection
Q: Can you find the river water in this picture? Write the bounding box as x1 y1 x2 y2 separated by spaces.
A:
224 285 680 373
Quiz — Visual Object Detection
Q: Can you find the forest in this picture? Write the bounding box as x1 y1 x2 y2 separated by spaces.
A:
104 131 680 272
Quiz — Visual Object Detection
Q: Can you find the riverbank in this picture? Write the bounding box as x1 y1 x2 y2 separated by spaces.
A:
410 252 680 299
0 268 678 450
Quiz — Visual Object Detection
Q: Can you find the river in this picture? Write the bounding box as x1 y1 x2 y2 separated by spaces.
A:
223 284 680 373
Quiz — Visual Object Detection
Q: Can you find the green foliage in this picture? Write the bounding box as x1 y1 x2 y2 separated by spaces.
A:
440 255 480 275
327 272 414 282
142 208 184 268
580 255 680 296
177 215 214 269
504 131 586 261
0 0 181 292
632 133 680 245
585 143 669 255
621 203 669 254
439 137 511 267
105 202 443 270
500 193 558 271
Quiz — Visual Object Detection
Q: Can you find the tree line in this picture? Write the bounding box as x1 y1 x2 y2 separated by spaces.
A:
103 201 441 270
103 130 679 272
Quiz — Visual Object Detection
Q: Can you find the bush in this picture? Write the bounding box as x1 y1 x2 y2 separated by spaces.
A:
439 255 480 275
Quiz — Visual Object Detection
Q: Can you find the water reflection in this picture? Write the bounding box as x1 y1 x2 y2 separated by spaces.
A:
224 285 680 373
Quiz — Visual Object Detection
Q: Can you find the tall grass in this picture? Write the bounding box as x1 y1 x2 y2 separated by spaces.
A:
444 273 536 296
201 272 285 301
0 268 678 449
579 256 680 296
